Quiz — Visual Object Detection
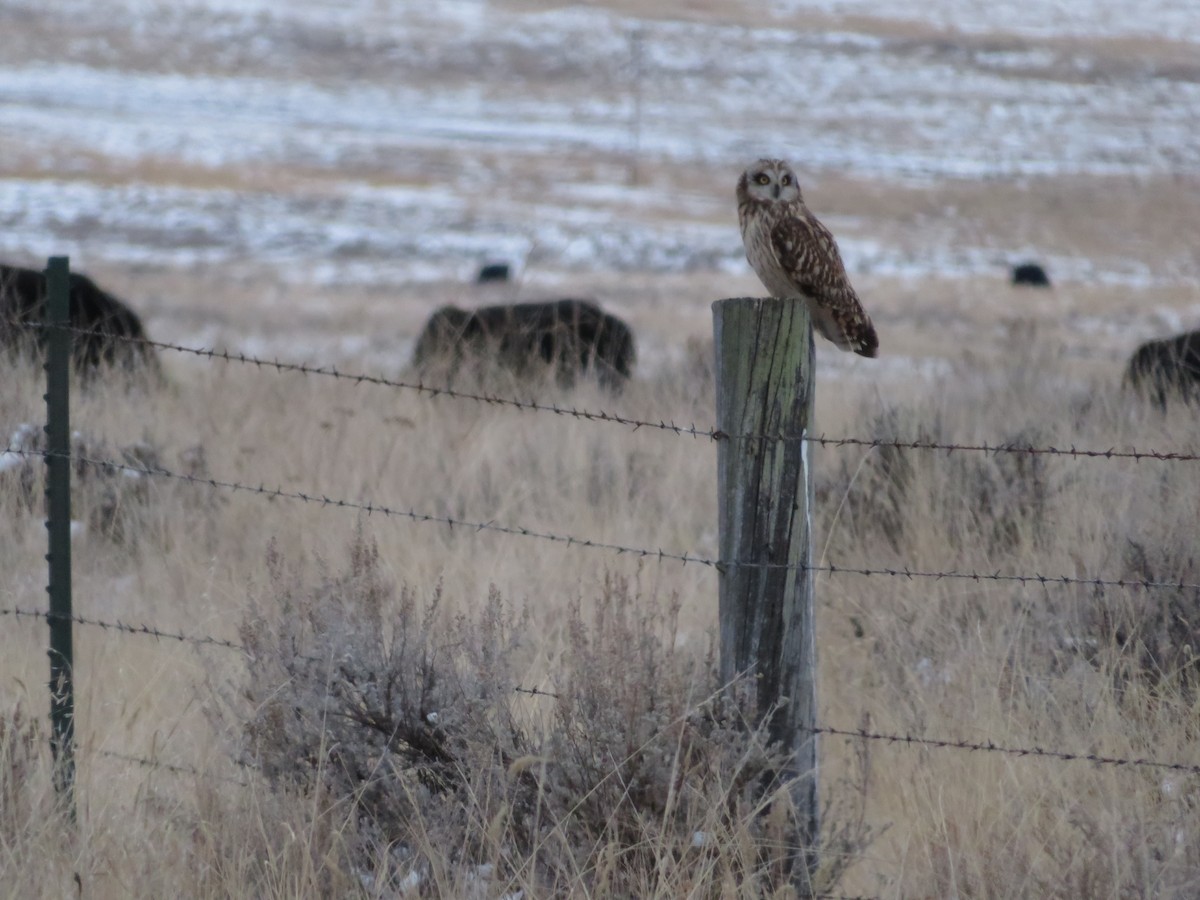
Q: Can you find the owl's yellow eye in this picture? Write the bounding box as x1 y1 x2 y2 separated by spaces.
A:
780 174 791 185
755 174 770 185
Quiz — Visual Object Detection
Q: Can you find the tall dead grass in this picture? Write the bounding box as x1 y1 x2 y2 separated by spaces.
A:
1 319 1199 897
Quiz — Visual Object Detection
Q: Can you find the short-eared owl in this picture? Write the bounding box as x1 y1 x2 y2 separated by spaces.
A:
737 159 878 357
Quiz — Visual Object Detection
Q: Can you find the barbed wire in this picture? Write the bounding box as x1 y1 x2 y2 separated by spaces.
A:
14 447 1198 593
8 607 1197 778
513 685 561 699
513 669 1200 776
513 682 1200 776
814 723 1200 775
92 748 251 785
0 605 245 652
804 434 1200 463
31 326 1200 462
815 561 1200 592
44 629 1200 779
31 326 715 440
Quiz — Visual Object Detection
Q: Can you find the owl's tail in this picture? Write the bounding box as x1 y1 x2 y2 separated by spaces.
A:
851 320 879 358
812 304 879 358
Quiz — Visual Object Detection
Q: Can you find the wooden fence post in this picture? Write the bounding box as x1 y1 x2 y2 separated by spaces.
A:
713 296 818 880
44 256 76 813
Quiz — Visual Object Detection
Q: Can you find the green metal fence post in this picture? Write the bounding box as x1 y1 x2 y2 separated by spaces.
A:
44 256 76 811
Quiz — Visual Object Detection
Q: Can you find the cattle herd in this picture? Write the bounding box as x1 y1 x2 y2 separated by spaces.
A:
1 259 1197 408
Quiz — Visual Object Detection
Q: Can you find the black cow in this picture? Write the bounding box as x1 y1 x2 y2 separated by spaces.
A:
1011 262 1051 288
0 263 157 374
477 263 511 284
1125 330 1200 410
412 299 635 390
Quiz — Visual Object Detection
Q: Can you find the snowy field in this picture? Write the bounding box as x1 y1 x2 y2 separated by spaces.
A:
8 7 1200 898
0 0 1198 367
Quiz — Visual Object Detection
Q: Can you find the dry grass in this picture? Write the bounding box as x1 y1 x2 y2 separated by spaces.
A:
2 307 1200 897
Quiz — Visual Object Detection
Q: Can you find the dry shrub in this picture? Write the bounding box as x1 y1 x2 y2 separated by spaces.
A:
237 532 873 898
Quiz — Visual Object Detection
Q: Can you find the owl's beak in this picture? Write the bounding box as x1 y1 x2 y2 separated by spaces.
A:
772 185 780 199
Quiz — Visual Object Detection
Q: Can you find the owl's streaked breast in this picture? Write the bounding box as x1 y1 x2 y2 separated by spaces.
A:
740 201 801 299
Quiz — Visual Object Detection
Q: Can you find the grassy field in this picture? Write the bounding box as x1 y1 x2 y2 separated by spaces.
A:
3 282 1200 896
3 0 1200 896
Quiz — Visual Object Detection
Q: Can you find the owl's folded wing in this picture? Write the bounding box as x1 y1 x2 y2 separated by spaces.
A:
769 216 879 358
